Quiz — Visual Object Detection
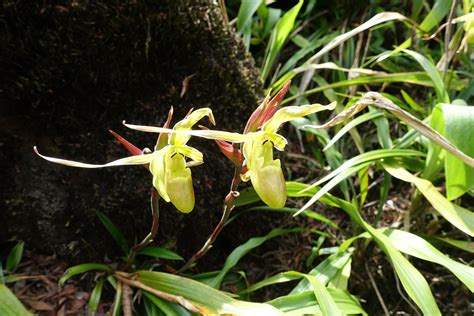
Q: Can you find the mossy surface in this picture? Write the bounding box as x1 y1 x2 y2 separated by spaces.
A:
1 0 263 263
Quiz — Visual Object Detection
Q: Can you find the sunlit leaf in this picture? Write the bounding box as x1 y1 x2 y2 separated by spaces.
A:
137 271 283 315
261 0 303 81
384 163 474 236
0 283 32 316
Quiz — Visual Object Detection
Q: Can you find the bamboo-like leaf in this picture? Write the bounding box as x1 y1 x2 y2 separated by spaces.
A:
136 246 183 261
0 283 32 316
419 0 453 32
291 251 352 294
237 0 262 33
323 111 383 151
433 104 474 200
282 72 467 105
95 210 129 255
402 49 448 103
384 164 474 236
383 229 474 292
209 228 307 289
137 271 283 315
300 273 342 316
307 12 407 64
6 241 24 273
303 92 474 168
59 263 112 286
294 182 441 314
268 288 366 316
88 277 104 312
425 236 474 254
261 0 303 81
295 149 424 214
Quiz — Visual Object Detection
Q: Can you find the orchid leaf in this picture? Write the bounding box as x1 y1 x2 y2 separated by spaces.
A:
137 271 283 315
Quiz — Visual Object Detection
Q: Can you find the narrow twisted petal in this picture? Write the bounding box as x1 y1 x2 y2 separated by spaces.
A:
34 146 163 168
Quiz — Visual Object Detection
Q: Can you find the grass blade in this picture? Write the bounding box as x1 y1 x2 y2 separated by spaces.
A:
88 277 105 312
261 0 303 81
59 263 112 286
6 241 24 273
402 49 448 103
323 111 383 151
95 210 129 255
136 246 183 261
237 0 261 33
209 228 307 289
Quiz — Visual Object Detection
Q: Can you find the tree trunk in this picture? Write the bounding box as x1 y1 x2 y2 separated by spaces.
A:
1 0 263 265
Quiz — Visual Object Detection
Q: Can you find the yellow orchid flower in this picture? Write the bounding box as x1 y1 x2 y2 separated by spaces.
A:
34 108 214 213
123 85 336 208
240 102 337 208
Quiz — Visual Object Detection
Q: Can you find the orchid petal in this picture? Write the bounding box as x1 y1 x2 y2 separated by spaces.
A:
124 121 261 143
34 146 164 168
263 102 337 133
170 108 216 145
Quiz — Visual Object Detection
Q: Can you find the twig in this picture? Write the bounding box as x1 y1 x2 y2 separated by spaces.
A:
178 163 243 274
122 282 133 316
443 0 458 82
115 272 203 314
394 267 421 315
124 189 160 270
365 261 390 316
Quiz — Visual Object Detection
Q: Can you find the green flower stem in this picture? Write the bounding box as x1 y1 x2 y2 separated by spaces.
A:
178 163 243 274
124 189 160 270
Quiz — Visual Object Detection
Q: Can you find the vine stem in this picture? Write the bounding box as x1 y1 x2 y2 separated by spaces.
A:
178 163 242 274
123 188 160 270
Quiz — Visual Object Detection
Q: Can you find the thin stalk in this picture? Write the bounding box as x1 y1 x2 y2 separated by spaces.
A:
178 164 242 274
123 189 160 270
